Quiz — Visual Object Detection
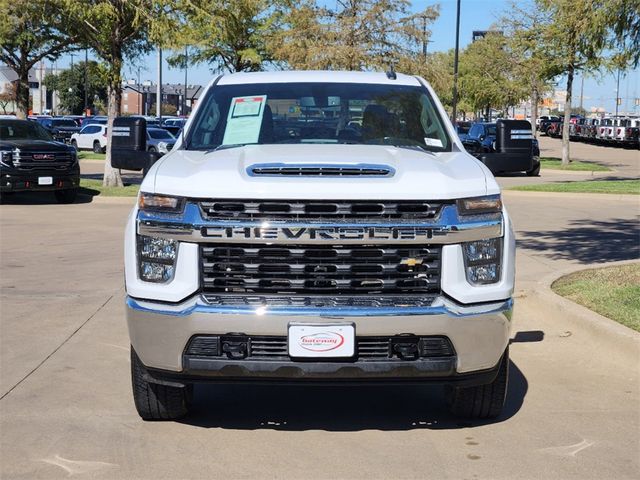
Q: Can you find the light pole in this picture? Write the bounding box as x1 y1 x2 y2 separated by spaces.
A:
183 45 188 116
84 48 88 116
451 0 461 123
156 47 162 121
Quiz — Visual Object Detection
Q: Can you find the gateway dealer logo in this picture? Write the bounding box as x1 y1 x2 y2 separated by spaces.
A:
298 332 345 352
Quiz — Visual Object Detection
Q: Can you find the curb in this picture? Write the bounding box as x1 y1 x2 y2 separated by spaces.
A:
540 168 612 176
529 259 640 357
503 190 640 202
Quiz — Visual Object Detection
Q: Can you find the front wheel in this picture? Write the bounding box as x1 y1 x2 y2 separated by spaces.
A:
54 188 77 204
71 139 78 150
93 141 102 153
148 146 157 153
131 348 192 421
526 158 541 176
446 347 509 419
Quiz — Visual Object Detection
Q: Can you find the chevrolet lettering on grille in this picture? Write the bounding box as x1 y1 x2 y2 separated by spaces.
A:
202 225 448 242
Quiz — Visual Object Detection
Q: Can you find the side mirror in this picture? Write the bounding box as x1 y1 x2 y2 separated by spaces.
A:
110 116 160 173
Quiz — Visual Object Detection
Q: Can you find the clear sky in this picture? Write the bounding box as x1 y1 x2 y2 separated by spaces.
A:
54 0 639 115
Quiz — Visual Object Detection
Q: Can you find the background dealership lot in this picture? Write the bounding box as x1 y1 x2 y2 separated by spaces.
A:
0 137 638 479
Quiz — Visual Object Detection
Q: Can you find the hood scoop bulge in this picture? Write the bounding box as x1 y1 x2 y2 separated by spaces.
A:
247 163 395 177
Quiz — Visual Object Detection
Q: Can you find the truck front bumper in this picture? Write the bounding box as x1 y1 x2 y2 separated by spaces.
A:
0 168 80 192
127 295 513 382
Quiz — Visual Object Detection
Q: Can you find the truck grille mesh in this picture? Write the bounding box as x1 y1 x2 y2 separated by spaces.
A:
198 199 444 223
185 335 455 361
201 244 441 295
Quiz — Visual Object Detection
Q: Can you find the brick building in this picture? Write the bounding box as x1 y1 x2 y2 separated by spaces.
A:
121 81 203 116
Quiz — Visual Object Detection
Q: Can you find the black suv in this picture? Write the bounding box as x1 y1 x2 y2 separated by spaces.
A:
0 119 80 203
36 117 80 144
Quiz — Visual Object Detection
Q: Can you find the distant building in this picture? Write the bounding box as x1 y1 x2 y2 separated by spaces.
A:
121 82 203 116
0 64 63 114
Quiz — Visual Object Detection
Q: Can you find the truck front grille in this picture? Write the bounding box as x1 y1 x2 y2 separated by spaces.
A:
198 199 444 223
201 244 441 295
13 151 75 171
185 335 455 361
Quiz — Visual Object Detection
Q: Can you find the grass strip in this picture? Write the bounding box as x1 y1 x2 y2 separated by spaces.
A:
511 179 639 195
552 263 640 332
78 152 106 160
539 157 610 171
79 179 139 197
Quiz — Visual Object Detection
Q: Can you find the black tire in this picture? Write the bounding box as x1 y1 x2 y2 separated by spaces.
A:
131 348 192 421
526 158 541 176
71 139 78 150
54 188 77 204
446 347 509 419
148 146 157 153
93 141 102 153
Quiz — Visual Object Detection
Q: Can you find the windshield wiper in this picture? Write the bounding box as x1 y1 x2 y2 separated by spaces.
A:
208 143 255 153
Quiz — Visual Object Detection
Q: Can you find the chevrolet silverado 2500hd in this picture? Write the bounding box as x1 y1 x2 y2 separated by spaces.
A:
125 71 515 420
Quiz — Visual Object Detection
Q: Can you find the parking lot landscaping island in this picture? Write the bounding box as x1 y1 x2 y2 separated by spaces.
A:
79 179 139 197
511 179 639 195
538 157 610 171
552 263 640 332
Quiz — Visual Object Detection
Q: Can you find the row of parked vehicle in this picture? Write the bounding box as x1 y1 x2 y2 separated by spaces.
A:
24 114 184 154
537 115 640 148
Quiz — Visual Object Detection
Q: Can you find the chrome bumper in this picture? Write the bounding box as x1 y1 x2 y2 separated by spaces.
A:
127 295 513 375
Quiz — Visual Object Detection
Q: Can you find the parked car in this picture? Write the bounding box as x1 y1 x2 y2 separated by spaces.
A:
454 121 472 141
596 117 614 143
80 116 108 129
536 115 559 128
0 118 79 203
162 118 186 128
146 127 175 154
35 117 80 144
70 124 108 153
463 121 540 176
161 125 183 137
539 118 560 135
616 118 640 148
62 115 84 127
462 122 497 152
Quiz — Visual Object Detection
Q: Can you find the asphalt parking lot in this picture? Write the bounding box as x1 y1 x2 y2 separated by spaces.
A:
0 140 638 479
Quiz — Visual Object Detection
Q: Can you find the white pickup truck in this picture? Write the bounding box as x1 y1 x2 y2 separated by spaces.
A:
124 71 516 421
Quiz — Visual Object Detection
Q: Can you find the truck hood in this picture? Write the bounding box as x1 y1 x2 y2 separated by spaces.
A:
147 144 495 200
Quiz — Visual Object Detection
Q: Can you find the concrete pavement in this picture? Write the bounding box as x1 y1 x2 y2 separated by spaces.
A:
1 158 639 479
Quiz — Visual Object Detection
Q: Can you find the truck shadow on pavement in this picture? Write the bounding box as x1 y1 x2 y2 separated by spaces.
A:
517 218 640 263
180 358 530 432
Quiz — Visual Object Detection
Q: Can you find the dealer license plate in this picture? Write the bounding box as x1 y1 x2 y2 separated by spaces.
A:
288 323 355 358
38 177 53 185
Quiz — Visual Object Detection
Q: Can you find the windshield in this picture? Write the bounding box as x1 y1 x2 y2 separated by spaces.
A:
0 120 53 141
148 129 174 140
186 82 451 152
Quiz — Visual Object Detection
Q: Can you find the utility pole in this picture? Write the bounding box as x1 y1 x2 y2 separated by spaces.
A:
137 66 141 115
579 74 584 112
451 0 462 123
156 47 162 121
84 48 88 115
183 46 188 116
615 69 621 117
69 52 76 69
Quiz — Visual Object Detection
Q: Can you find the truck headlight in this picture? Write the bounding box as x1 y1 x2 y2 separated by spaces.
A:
0 150 12 167
158 141 169 153
457 195 502 215
138 193 184 212
137 235 178 283
462 238 502 284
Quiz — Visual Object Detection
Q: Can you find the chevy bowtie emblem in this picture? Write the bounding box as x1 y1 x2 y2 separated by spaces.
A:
400 258 423 267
